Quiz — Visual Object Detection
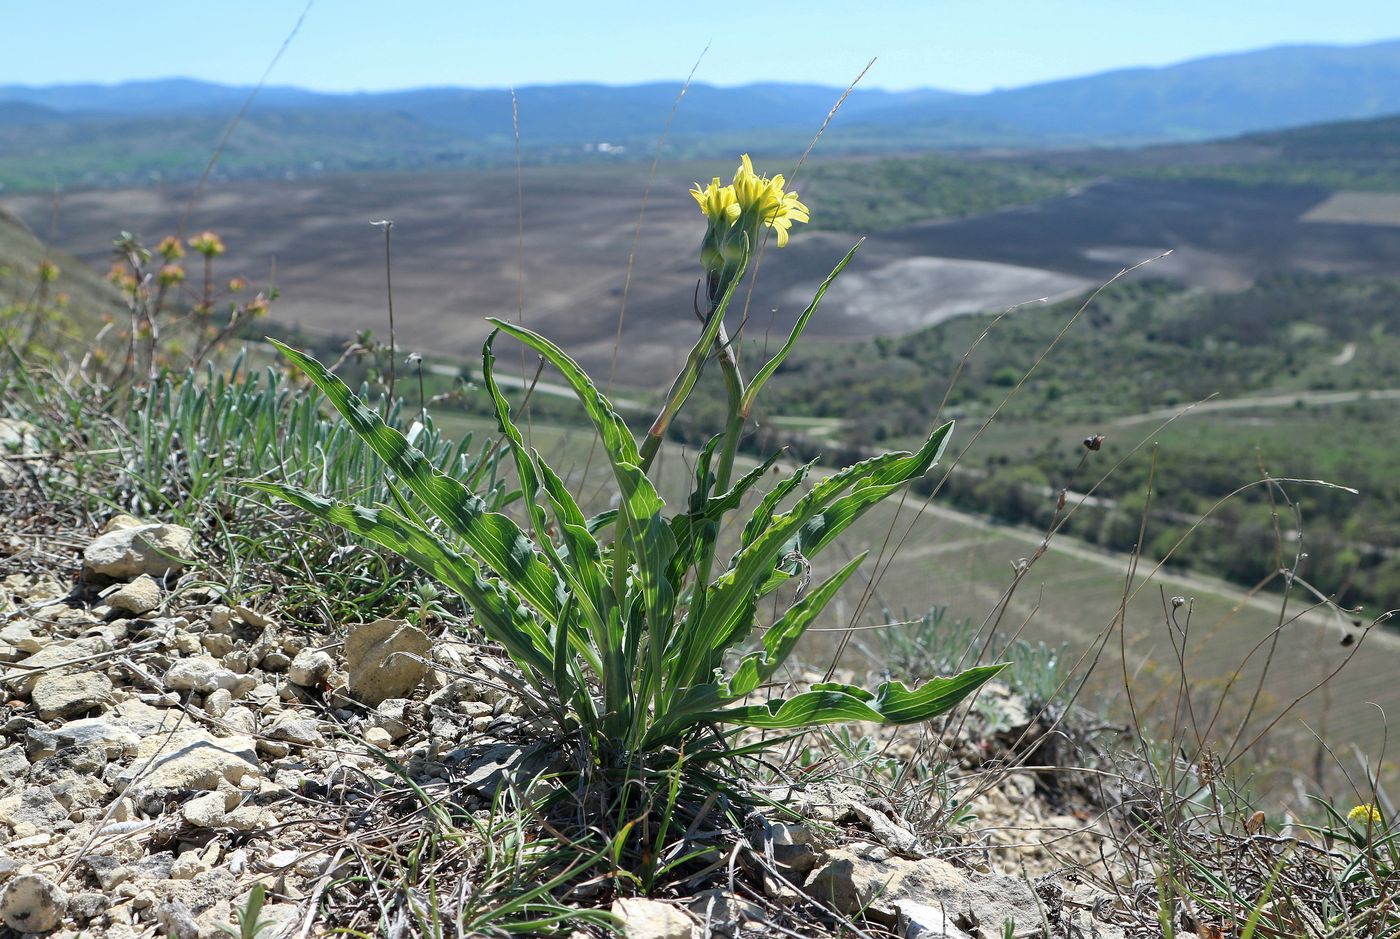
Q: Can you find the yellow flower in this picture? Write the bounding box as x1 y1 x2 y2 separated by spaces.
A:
730 153 809 247
1349 803 1383 826
691 154 812 302
690 177 740 227
188 231 225 258
37 259 60 283
157 236 185 261
157 264 185 287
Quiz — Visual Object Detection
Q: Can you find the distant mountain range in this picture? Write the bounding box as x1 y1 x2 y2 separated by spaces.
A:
2 39 1399 190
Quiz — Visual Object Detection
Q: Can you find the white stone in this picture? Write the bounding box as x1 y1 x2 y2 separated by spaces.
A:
287 648 334 688
610 898 695 939
164 657 240 695
344 618 431 706
181 792 226 828
55 717 141 759
267 714 322 747
203 688 233 718
106 575 163 615
83 522 194 580
8 637 110 696
31 671 113 720
0 873 67 933
119 728 260 792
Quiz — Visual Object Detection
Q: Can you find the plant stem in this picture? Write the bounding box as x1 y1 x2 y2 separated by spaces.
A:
372 220 396 407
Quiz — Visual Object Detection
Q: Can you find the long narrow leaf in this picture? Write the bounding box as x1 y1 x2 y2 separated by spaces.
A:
647 665 1004 746
740 242 861 416
246 481 555 683
267 339 564 621
683 421 954 688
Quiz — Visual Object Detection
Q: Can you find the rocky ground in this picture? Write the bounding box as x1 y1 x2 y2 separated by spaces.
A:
0 494 1141 938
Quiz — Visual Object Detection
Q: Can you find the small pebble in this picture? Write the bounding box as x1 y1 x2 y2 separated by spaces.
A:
287 649 333 688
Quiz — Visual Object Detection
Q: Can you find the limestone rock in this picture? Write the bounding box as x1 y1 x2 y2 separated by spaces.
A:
287 648 333 688
203 688 232 718
107 575 163 615
0 745 29 785
611 898 695 939
370 699 412 740
266 713 323 748
0 621 44 657
8 637 110 696
688 890 765 936
54 718 141 760
119 728 260 792
112 698 181 737
23 729 57 763
181 792 226 828
83 522 194 580
0 873 67 933
754 819 820 876
4 785 69 832
67 891 111 924
32 671 112 720
898 900 976 939
344 618 431 706
99 514 145 534
804 845 1039 929
164 657 242 695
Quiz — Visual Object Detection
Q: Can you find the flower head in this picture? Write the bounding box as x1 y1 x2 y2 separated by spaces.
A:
1349 803 1383 826
690 177 740 227
730 154 809 248
157 264 185 287
690 154 810 297
157 236 185 261
188 232 225 258
37 259 60 284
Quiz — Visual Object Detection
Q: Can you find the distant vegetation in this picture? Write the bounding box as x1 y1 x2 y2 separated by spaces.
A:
747 274 1400 619
801 155 1089 232
1089 114 1400 193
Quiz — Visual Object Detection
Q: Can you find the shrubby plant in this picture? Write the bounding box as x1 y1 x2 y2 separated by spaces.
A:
100 230 275 381
254 154 1002 878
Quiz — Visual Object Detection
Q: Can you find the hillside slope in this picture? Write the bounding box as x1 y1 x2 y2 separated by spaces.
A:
0 206 116 339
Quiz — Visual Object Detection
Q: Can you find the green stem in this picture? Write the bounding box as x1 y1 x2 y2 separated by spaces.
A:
711 323 746 493
672 319 746 692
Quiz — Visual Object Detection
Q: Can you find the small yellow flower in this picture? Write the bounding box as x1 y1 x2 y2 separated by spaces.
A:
157 236 185 261
37 259 60 283
730 153 809 247
690 177 740 227
1349 803 1382 825
188 231 225 258
157 264 185 287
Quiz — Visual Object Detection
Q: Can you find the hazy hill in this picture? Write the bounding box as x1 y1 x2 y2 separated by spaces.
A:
0 206 116 337
3 40 1400 191
910 39 1400 140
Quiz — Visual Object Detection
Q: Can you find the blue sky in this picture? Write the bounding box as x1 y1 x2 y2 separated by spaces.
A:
5 1 1399 93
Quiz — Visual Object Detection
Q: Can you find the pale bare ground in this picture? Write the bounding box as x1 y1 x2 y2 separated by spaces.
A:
790 255 1091 332
2 170 1090 389
1302 191 1400 226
